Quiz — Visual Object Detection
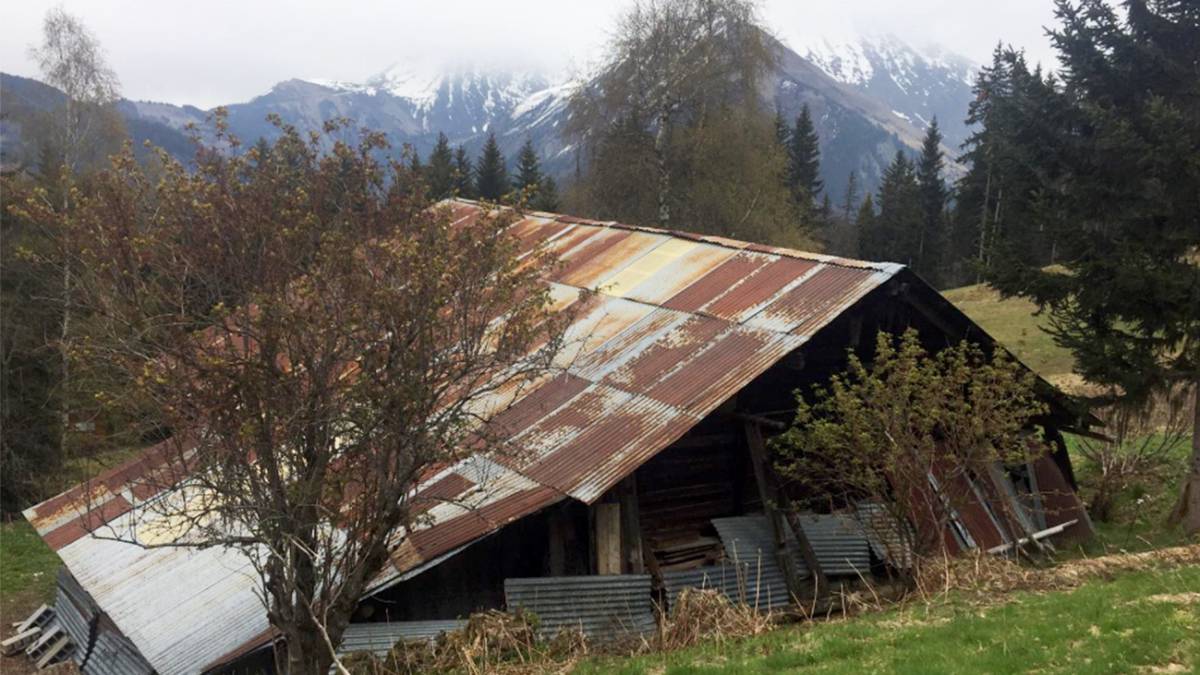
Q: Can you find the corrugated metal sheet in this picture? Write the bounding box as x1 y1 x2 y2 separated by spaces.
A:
504 575 655 642
24 200 903 673
712 513 871 580
795 514 872 577
711 514 806 582
55 569 155 675
854 502 914 569
661 561 793 612
337 620 466 657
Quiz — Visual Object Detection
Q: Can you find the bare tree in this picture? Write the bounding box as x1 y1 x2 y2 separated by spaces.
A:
28 7 121 177
27 7 123 458
14 117 572 674
567 0 785 233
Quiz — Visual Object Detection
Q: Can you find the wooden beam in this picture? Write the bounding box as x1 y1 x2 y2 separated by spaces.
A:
617 476 645 574
594 503 622 575
733 412 787 430
742 421 828 601
548 507 567 576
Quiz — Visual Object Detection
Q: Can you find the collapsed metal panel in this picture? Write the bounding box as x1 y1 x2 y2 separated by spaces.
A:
55 569 155 675
503 575 655 643
25 200 904 672
337 620 467 657
661 561 793 612
711 513 872 579
794 514 872 577
854 502 914 569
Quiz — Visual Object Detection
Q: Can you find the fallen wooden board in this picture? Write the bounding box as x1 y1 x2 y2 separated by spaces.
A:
1 627 41 656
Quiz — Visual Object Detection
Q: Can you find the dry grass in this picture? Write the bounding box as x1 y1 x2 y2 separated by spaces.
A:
343 609 588 675
344 589 778 674
654 589 774 651
914 543 1200 602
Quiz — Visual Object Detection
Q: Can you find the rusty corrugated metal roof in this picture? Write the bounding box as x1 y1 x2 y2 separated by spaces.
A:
24 199 902 674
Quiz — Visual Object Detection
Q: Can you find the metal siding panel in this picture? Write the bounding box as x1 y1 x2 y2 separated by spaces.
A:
854 502 914 569
712 514 872 581
338 620 466 656
661 562 793 612
794 514 872 577
504 575 654 642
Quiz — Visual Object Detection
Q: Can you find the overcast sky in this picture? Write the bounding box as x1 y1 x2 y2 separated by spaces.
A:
1 0 1062 109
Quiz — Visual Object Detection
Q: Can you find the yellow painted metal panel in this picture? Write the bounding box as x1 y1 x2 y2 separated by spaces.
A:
599 239 698 298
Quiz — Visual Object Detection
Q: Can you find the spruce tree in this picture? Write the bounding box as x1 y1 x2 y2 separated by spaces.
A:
452 146 474 198
426 132 455 200
980 0 1200 531
515 139 543 192
915 119 948 286
536 175 560 212
788 104 822 204
474 133 510 201
841 171 859 223
856 194 878 259
874 150 921 265
774 109 791 148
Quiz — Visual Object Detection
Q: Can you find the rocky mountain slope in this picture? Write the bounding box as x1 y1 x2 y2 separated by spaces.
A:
4 34 976 205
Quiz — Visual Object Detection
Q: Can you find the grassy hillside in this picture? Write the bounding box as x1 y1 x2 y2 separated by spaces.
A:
942 284 1076 386
580 562 1200 675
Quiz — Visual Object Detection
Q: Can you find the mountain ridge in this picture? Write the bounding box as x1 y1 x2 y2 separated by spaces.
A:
2 33 976 204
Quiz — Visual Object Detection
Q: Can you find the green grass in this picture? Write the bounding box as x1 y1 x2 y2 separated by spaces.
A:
578 565 1200 675
943 284 1076 383
0 520 61 621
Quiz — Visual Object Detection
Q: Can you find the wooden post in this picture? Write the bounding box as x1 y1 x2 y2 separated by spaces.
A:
594 503 622 575
617 476 645 574
743 420 828 600
548 507 567 576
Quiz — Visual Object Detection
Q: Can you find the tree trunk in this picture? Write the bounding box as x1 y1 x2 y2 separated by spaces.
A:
1170 382 1200 534
280 624 334 675
655 106 671 228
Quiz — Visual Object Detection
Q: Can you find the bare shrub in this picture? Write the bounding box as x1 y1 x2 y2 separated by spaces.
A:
1076 385 1193 523
657 588 774 650
346 610 586 675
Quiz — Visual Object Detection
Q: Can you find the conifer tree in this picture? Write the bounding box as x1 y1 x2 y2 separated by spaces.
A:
774 109 791 148
426 132 455 200
979 0 1200 531
841 171 859 223
856 194 879 259
915 119 948 286
536 175 560 212
474 133 509 201
873 150 921 264
788 104 822 204
515 139 543 192
452 146 474 198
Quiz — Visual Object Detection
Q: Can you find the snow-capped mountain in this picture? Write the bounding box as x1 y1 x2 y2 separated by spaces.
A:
27 32 976 206
313 64 556 137
801 34 977 149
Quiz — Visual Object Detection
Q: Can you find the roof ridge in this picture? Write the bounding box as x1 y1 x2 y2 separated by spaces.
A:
446 198 904 275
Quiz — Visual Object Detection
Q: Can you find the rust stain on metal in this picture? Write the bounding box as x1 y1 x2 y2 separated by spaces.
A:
43 495 134 551
661 253 770 313
704 257 818 320
752 266 873 334
604 315 727 392
643 328 773 410
24 199 906 673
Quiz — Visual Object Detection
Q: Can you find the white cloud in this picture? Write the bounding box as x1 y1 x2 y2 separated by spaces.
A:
0 0 1062 109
